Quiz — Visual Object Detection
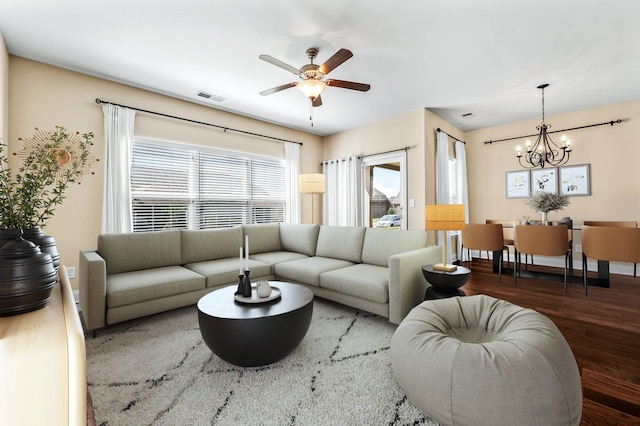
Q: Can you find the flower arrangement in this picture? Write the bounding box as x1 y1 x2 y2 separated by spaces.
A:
524 191 570 213
0 126 97 230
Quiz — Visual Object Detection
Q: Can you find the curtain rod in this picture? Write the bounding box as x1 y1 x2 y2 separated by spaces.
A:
320 146 411 165
483 119 622 145
436 128 466 144
95 98 303 146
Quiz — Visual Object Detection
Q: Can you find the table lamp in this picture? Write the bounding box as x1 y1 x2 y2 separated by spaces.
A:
299 173 325 224
425 204 466 272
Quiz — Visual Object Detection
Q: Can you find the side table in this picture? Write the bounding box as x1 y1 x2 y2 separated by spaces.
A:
422 264 471 300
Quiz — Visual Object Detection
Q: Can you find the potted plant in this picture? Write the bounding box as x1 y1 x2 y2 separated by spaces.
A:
0 126 97 265
524 191 570 225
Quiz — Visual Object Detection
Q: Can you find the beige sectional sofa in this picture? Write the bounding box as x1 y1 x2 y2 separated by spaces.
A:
79 223 441 332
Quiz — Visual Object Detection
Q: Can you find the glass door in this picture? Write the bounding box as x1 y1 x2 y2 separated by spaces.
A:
362 151 407 229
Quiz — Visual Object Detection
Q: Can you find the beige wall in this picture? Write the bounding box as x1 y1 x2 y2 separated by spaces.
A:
324 99 640 230
7 57 323 291
323 108 465 244
322 99 639 255
0 33 7 144
465 99 640 226
323 109 428 230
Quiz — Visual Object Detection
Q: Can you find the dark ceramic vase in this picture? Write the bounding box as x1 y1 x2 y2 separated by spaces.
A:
0 235 58 316
22 228 61 271
0 229 60 271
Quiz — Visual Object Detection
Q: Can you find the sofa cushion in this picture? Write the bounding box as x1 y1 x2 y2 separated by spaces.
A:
181 226 243 264
315 226 366 263
243 223 282 254
320 264 389 304
275 256 354 287
250 251 309 269
99 230 182 275
106 266 205 308
361 228 428 267
280 223 320 256
185 258 271 288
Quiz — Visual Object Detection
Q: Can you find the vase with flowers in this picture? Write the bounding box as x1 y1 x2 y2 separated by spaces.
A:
0 126 97 315
524 191 570 225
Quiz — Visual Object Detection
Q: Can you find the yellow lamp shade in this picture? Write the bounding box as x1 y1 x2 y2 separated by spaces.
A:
425 204 466 231
424 204 465 272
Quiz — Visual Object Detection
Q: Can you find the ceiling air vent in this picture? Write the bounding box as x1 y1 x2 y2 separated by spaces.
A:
196 91 226 102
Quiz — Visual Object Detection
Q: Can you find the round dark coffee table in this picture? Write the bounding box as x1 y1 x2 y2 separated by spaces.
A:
197 281 313 367
422 265 471 299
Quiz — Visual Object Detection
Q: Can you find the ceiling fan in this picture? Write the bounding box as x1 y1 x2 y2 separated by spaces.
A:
258 47 371 108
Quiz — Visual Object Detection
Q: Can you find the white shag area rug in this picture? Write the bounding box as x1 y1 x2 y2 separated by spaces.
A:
86 298 440 426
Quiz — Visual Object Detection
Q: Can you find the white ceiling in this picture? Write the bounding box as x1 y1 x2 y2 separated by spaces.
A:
1 0 639 136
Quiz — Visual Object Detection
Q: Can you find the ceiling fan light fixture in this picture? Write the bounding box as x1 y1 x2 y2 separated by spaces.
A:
297 79 326 100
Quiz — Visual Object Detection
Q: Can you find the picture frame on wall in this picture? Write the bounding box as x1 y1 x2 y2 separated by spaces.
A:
505 170 530 198
530 168 558 194
559 164 591 196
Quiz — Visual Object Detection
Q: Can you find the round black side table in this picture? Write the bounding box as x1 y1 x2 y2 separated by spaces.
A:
422 265 471 300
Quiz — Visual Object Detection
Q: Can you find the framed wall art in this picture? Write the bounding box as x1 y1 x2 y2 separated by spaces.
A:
530 167 558 194
559 164 591 196
505 170 530 198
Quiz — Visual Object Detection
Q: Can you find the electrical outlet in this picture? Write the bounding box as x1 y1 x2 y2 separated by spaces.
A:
574 244 582 253
409 199 415 207
67 266 76 279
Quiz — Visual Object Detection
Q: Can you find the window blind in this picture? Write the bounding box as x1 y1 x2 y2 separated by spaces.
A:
131 139 285 232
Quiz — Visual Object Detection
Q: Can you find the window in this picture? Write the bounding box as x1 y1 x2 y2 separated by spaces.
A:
448 157 461 261
131 138 285 232
362 150 407 229
448 158 459 204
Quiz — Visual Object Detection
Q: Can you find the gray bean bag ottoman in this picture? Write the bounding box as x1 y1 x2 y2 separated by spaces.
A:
390 295 582 426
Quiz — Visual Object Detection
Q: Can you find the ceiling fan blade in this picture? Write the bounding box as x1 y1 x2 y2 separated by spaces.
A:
312 95 322 107
259 54 301 75
318 48 353 75
326 79 371 92
259 82 297 96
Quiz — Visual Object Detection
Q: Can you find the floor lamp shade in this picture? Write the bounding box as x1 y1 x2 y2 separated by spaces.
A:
299 173 325 224
299 173 325 194
425 204 466 272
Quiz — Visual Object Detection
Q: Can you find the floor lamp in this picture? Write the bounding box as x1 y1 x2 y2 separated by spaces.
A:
299 173 325 224
425 204 466 272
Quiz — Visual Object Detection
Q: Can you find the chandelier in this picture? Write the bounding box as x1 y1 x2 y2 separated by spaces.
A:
516 84 572 169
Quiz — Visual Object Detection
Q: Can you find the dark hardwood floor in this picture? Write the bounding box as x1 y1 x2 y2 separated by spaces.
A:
459 257 640 425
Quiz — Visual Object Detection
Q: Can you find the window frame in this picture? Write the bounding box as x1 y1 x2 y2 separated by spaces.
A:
130 137 286 232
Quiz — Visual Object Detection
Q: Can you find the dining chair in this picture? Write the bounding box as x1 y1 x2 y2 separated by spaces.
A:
581 225 640 295
514 225 571 292
461 224 505 281
583 221 638 276
485 219 519 273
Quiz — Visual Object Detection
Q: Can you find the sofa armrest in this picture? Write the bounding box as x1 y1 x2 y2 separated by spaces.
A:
79 250 107 332
388 246 442 324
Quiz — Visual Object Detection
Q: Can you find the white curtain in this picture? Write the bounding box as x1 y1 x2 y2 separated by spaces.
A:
323 155 363 227
436 131 452 263
284 142 301 224
456 140 470 260
101 104 136 234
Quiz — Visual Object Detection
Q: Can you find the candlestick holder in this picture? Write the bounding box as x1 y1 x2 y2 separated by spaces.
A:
241 270 252 297
235 274 244 296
